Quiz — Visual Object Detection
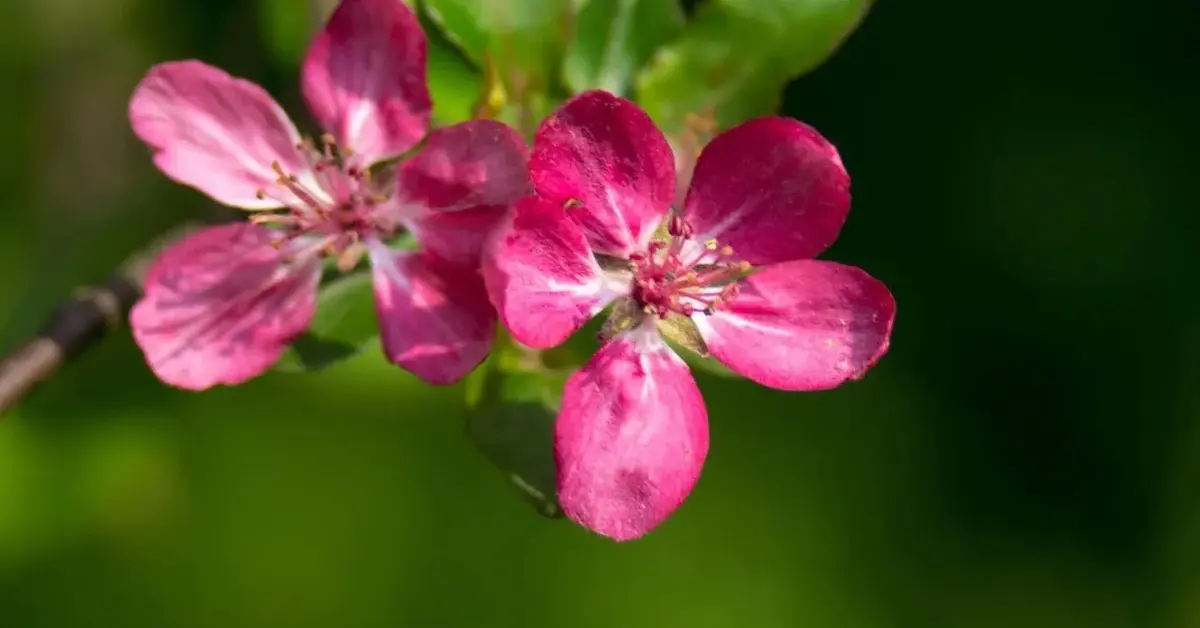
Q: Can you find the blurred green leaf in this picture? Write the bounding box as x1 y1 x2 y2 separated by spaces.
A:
275 271 378 373
466 369 564 518
419 0 488 63
421 0 571 133
419 8 482 125
464 332 572 518
421 0 571 72
636 0 873 131
562 0 684 95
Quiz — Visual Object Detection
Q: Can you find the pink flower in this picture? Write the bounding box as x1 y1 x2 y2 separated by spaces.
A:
484 91 896 541
128 0 529 390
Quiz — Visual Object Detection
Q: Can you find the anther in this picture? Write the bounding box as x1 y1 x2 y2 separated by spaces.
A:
249 213 290 225
719 245 734 257
563 198 582 210
704 239 718 250
668 215 691 237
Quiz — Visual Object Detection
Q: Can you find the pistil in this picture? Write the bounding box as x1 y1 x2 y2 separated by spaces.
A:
247 134 398 271
629 216 751 318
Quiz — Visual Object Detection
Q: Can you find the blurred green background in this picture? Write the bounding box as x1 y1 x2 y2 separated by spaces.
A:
1 0 1197 626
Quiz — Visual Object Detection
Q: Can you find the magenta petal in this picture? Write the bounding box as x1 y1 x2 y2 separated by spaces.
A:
129 61 306 209
301 0 431 164
401 120 530 264
367 244 495 385
684 117 851 264
129 224 321 390
530 91 675 257
696 260 895 391
482 196 623 349
556 330 709 541
400 120 530 213
409 206 507 266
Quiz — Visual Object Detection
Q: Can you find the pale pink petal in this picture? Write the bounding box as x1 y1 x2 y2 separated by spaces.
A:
129 61 306 209
130 224 321 390
556 329 709 541
530 91 675 257
400 120 530 264
301 0 431 164
683 117 850 264
694 260 895 391
399 120 530 213
482 196 624 349
367 243 495 385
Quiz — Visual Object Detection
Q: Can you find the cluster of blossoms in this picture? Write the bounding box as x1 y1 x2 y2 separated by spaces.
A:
128 0 895 541
128 0 528 388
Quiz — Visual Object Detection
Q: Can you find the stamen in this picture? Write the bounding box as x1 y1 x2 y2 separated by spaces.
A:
249 213 299 227
248 132 399 277
335 242 366 272
627 222 753 318
667 215 694 238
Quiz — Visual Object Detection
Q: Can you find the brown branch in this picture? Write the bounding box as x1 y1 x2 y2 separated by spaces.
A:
0 221 203 415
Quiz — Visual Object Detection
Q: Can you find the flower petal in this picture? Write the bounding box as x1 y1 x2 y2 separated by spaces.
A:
556 329 709 541
301 0 431 164
408 207 507 267
400 120 530 213
482 196 624 349
530 91 675 257
683 117 850 264
129 61 306 209
367 243 495 385
694 260 895 391
130 224 321 390
400 120 530 264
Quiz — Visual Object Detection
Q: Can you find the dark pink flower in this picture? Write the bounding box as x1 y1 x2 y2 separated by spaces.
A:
128 0 529 390
484 91 896 541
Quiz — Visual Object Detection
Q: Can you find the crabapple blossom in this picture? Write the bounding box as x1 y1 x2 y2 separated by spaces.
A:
484 91 895 540
128 0 528 390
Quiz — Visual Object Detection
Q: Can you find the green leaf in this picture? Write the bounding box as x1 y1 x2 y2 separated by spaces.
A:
419 0 489 63
465 370 565 518
275 272 378 373
422 0 572 70
419 8 481 126
421 0 572 128
562 0 684 96
636 0 873 131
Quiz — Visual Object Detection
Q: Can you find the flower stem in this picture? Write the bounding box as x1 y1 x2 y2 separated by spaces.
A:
0 221 203 416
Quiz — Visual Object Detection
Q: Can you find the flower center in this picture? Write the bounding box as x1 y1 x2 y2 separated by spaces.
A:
628 215 750 318
251 134 398 271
